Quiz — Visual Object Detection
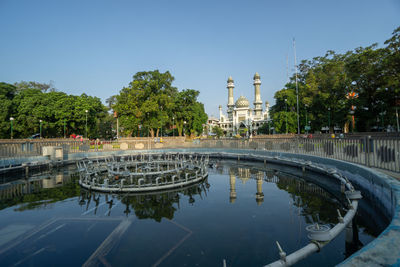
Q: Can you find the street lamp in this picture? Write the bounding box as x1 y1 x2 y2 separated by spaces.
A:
285 98 288 134
184 121 187 136
10 117 14 139
173 116 175 137
328 107 331 133
147 113 149 138
39 120 43 139
85 110 88 139
64 118 66 138
305 104 309 134
160 106 163 138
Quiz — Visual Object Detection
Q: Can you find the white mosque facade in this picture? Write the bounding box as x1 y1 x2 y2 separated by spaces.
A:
209 73 270 136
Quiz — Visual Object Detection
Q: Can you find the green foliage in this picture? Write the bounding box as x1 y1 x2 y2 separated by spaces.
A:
113 70 207 137
0 82 108 139
257 123 268 134
0 82 16 138
212 126 224 138
14 81 56 92
271 26 400 133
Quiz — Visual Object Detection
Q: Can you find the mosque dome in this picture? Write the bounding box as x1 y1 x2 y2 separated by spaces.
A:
235 96 250 108
253 72 260 80
227 76 234 83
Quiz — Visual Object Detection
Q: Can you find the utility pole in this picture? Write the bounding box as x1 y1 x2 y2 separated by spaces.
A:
286 53 289 83
293 38 300 135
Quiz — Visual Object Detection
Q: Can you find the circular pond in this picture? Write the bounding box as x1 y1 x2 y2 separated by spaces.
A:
0 158 387 266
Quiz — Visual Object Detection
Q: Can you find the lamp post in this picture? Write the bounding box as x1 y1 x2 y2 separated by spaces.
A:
285 98 288 134
160 106 163 138
184 121 186 136
268 120 271 135
64 118 66 138
39 120 43 139
347 81 359 133
328 107 331 133
147 113 149 138
247 117 252 138
10 117 14 139
173 116 175 137
85 110 88 139
305 104 308 134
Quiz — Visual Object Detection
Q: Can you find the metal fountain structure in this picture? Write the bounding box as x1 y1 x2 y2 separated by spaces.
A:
77 153 209 193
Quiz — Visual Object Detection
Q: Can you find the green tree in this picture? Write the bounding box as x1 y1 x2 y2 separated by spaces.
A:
173 89 207 136
212 126 224 138
270 87 298 133
257 123 268 134
2 85 108 139
14 81 56 93
113 70 177 137
0 82 17 138
113 71 207 137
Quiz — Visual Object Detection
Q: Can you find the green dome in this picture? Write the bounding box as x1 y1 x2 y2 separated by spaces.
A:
227 76 234 83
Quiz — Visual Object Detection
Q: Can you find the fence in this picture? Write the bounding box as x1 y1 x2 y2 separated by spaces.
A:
0 137 189 159
0 136 399 173
195 137 400 173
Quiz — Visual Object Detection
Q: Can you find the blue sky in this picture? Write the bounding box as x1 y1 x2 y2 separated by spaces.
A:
0 0 399 117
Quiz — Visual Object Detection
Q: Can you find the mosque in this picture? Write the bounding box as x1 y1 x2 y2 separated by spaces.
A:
208 73 270 136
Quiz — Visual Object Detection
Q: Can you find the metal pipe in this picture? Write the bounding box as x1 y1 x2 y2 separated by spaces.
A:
265 201 358 267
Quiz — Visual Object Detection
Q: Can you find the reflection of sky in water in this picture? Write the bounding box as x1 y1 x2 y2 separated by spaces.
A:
0 160 379 266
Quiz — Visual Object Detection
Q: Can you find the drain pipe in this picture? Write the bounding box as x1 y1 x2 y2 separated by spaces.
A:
265 199 359 267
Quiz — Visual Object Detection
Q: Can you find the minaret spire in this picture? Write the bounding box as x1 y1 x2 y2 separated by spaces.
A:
227 76 235 121
253 72 262 119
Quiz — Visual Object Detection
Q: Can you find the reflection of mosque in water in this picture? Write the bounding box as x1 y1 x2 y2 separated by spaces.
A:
226 165 330 207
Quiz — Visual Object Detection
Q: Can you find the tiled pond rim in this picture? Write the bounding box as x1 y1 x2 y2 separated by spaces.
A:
1 148 399 266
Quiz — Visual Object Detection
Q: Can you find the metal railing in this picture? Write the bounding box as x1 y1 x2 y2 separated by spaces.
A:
0 138 189 159
0 136 398 173
195 137 400 173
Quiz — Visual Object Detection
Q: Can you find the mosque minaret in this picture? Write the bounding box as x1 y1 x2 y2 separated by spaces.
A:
227 76 235 121
253 73 263 119
209 73 270 137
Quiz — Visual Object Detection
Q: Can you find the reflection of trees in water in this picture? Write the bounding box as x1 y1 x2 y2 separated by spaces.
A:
275 174 344 225
80 179 210 222
0 172 79 211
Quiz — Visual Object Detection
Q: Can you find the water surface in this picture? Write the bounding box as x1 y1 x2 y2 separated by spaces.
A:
0 160 381 266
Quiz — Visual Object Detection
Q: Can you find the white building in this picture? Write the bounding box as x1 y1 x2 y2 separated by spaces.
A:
211 73 270 136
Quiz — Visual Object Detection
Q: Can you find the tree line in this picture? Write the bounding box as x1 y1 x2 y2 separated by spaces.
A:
269 26 400 134
0 70 207 139
0 81 109 139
